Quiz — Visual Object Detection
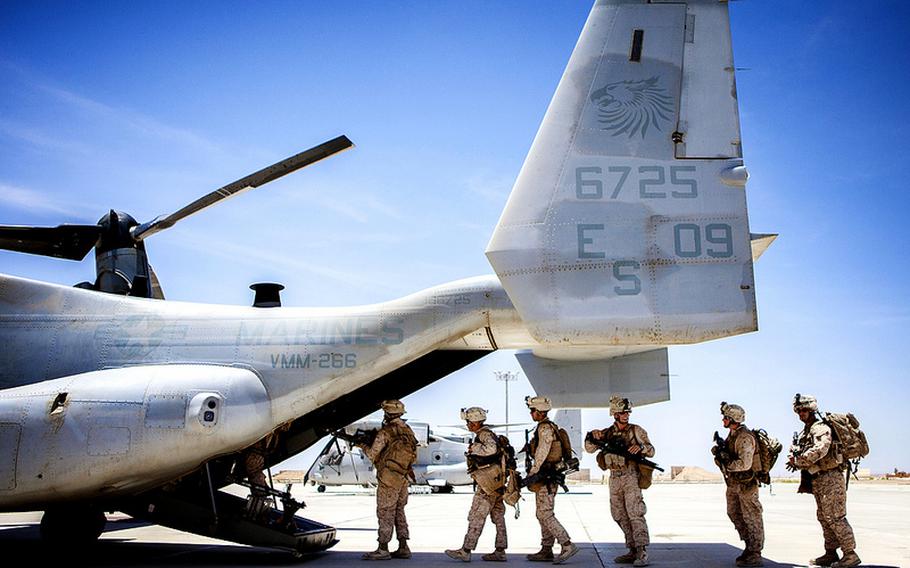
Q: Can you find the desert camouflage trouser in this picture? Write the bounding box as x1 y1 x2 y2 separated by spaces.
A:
462 490 507 550
812 469 855 551
376 475 409 544
535 485 570 547
609 469 650 547
726 481 764 551
243 450 270 521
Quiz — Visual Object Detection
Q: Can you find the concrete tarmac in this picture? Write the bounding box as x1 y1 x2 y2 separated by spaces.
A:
1 482 906 567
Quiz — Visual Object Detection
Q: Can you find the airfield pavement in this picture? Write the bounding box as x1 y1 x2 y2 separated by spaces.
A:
0 481 906 567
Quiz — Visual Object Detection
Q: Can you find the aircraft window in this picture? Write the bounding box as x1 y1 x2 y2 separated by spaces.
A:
630 29 644 62
433 452 442 462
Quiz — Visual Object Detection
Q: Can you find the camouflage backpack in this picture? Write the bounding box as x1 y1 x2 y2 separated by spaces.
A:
496 435 522 510
497 434 519 472
753 428 782 486
379 425 418 478
823 412 869 461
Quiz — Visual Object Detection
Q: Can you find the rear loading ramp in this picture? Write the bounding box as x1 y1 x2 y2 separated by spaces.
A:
122 489 337 557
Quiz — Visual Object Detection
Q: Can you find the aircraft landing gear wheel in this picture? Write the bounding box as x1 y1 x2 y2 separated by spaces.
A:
430 486 440 494
40 505 106 545
317 484 326 493
439 484 453 494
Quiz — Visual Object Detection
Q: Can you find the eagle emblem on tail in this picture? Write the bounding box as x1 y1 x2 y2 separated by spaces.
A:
590 76 674 138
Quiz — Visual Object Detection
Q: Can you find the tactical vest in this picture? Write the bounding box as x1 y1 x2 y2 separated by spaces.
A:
796 420 842 474
469 428 503 468
377 421 418 480
725 426 761 485
530 420 563 464
601 424 643 470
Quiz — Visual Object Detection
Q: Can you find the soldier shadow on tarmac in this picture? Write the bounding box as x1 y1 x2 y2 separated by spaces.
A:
0 519 901 568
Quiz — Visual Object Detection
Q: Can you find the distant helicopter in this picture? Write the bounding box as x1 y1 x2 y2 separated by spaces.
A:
303 412 580 494
304 418 477 493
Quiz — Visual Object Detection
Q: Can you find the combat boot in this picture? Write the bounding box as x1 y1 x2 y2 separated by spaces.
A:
613 549 636 564
811 549 840 566
736 550 764 567
392 540 411 559
632 546 650 567
362 544 391 561
526 546 554 562
831 551 861 568
553 542 578 564
481 548 507 562
445 548 472 562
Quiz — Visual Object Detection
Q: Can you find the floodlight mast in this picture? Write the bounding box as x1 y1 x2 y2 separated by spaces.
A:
493 370 520 440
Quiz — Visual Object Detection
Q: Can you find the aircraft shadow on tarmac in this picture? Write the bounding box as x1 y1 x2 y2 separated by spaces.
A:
0 521 900 568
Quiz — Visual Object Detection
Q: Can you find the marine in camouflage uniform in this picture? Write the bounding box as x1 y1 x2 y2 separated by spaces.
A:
360 400 418 561
242 438 272 522
713 402 764 567
525 396 578 564
789 394 860 568
445 407 508 562
585 396 653 567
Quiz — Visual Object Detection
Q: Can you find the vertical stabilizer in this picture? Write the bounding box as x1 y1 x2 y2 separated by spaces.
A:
486 0 756 347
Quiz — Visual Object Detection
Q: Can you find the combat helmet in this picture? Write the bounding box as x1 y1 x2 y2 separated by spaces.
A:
609 395 633 415
720 401 746 423
460 406 488 422
525 395 552 412
381 399 406 416
792 393 818 413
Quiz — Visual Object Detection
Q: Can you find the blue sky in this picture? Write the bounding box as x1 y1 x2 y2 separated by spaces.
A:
1 2 908 475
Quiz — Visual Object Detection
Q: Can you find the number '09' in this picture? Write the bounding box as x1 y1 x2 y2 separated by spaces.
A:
674 223 733 258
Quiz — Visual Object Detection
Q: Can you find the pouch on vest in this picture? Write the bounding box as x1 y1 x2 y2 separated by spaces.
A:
637 463 654 489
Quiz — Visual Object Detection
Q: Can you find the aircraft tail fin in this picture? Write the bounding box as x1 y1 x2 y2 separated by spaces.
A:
750 233 777 262
552 408 583 457
486 0 759 347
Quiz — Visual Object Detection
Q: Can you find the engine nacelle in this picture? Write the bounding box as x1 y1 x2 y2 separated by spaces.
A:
0 364 272 509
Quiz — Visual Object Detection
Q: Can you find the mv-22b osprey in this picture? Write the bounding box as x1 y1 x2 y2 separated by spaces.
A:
0 0 774 556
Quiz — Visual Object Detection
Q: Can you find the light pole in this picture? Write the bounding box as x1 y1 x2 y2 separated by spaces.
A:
493 370 520 439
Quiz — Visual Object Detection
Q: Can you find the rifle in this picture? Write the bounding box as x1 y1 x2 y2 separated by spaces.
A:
785 431 800 472
518 457 579 493
334 428 378 448
787 431 814 494
521 428 532 473
466 451 500 473
712 430 732 469
586 432 664 472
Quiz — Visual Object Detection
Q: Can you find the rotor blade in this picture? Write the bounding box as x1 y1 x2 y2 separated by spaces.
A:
148 264 165 300
488 422 532 430
132 135 354 242
0 224 101 261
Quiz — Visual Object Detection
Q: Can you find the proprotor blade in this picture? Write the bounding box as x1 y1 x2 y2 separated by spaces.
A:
0 224 102 261
131 135 354 242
